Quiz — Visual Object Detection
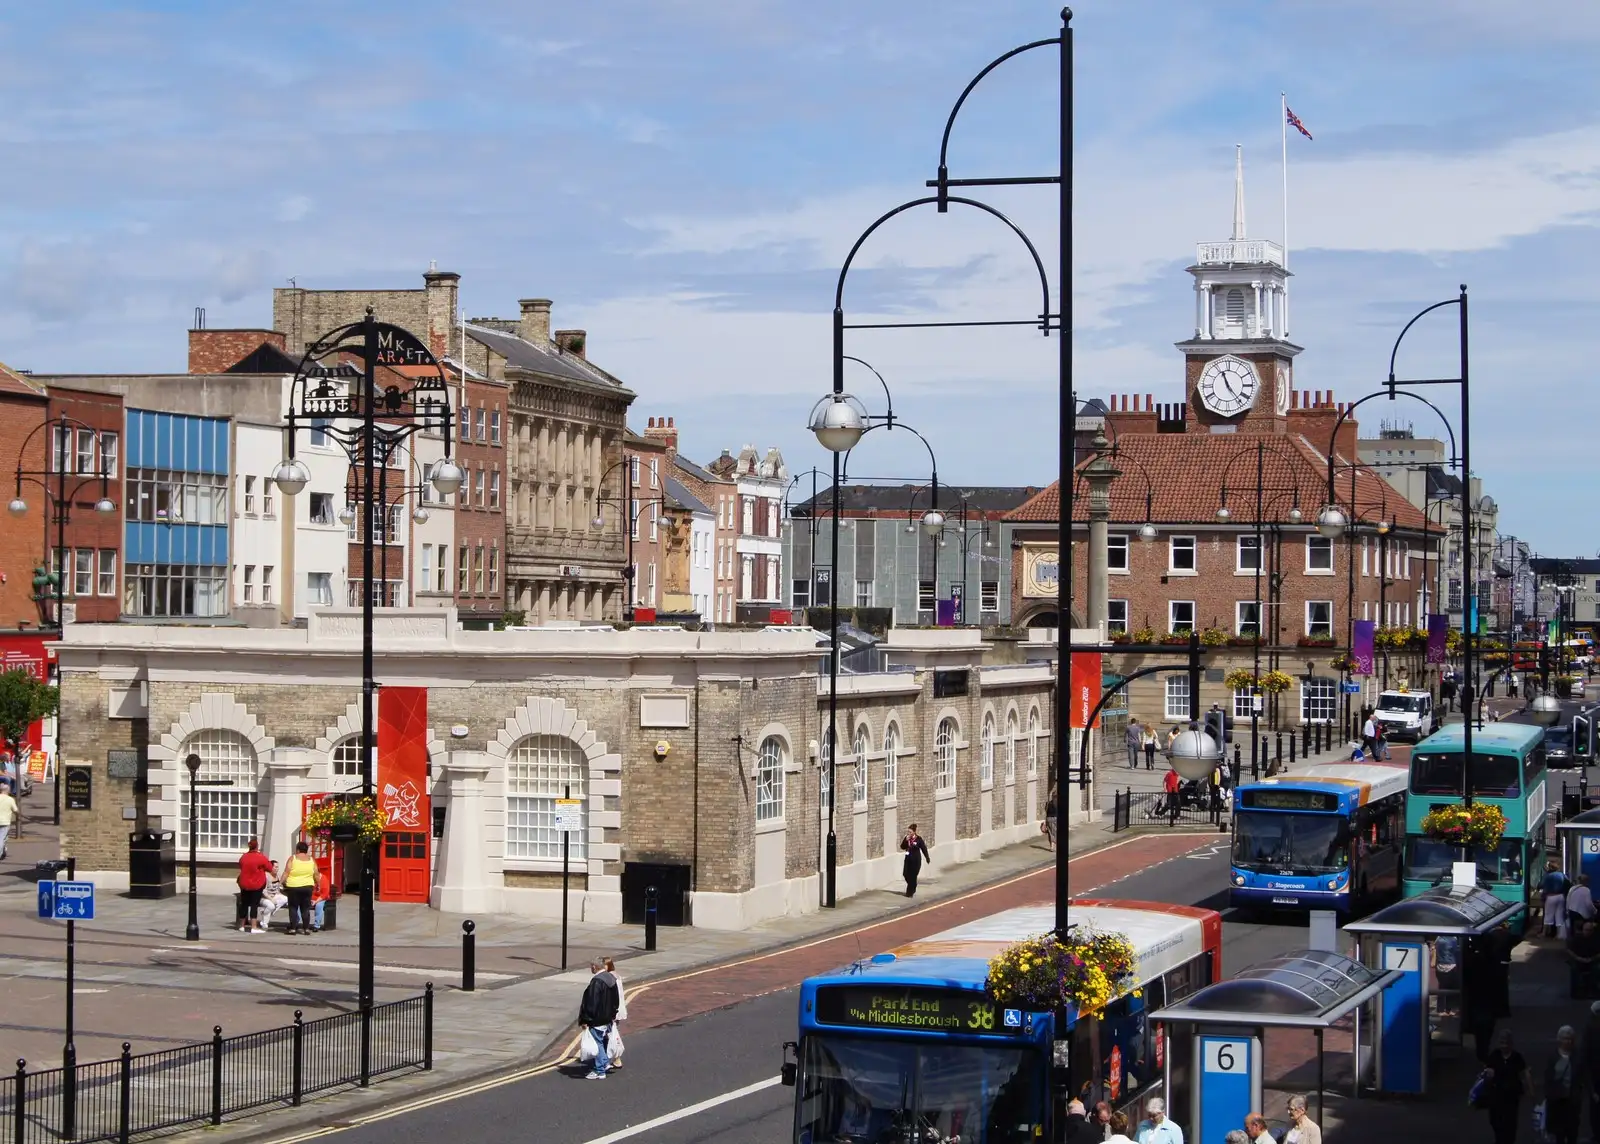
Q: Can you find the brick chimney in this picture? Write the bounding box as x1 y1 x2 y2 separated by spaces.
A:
554 329 587 359
187 329 285 374
644 415 678 453
423 267 460 359
518 298 552 345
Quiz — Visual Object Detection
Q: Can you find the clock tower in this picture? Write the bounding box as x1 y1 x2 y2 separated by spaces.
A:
1177 146 1301 433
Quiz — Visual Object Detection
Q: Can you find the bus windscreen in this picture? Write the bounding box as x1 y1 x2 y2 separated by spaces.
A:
1410 751 1522 797
1233 810 1350 873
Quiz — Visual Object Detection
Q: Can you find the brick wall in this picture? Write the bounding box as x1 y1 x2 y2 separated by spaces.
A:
455 373 507 620
0 388 49 626
49 388 124 623
187 330 285 374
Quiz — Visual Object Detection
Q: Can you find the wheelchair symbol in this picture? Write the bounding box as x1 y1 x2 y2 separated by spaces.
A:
1003 1009 1022 1028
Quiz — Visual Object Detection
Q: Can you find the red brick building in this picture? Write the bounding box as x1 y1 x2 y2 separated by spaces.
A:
0 362 50 628
47 387 124 624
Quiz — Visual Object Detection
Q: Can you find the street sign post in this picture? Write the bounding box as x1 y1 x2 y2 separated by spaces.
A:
37 880 55 919
558 788 581 971
54 881 95 920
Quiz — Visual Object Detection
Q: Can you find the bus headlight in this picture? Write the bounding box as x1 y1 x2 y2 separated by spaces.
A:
1328 880 1339 890
1233 874 1246 886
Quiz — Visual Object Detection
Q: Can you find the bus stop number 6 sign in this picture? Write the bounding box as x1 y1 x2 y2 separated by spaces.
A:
1204 1040 1249 1074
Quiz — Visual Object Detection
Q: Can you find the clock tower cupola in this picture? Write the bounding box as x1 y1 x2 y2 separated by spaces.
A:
1177 146 1302 432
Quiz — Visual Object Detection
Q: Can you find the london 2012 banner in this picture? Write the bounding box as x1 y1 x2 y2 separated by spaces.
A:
1426 615 1449 665
377 688 430 834
1352 620 1376 676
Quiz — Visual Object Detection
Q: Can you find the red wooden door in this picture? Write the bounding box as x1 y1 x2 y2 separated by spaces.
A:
379 830 430 903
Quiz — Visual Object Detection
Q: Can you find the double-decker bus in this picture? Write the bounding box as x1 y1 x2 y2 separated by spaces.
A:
1403 721 1547 930
1228 763 1407 917
784 900 1222 1143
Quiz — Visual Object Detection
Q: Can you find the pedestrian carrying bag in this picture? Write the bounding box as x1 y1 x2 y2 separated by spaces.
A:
1468 1073 1490 1110
578 1027 600 1063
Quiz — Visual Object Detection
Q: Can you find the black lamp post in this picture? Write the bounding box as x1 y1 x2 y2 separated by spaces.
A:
273 310 460 1083
592 457 670 622
182 752 235 942
10 414 117 826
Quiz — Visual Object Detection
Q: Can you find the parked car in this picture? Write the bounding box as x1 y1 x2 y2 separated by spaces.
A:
1544 724 1578 768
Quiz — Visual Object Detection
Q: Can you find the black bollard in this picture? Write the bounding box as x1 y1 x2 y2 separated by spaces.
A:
1302 723 1310 757
461 920 476 992
644 886 658 953
1288 731 1296 764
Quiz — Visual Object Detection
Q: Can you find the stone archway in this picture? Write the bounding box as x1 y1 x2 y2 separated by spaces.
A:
147 694 275 833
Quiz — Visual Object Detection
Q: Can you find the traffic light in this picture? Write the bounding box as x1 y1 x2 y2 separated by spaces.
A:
1575 713 1594 760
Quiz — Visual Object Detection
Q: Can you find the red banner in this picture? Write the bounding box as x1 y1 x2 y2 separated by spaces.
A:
377 688 430 832
0 634 52 750
1069 651 1102 729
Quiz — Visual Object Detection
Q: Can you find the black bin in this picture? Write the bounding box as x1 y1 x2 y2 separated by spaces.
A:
320 895 338 932
621 862 690 927
128 830 177 899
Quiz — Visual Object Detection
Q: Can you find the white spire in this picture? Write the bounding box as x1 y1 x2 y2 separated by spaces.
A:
1232 144 1247 241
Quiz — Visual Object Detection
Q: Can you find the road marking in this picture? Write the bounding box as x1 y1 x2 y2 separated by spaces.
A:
273 958 515 981
575 1076 783 1144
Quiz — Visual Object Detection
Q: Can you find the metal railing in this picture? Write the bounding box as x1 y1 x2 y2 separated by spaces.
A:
1111 787 1229 833
3 987 432 1144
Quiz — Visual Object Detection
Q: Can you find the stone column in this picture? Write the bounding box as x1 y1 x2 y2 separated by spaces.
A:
262 748 317 864
430 753 502 913
1195 281 1205 338
1081 430 1120 636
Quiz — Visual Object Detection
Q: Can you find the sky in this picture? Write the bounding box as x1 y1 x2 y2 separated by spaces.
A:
1 0 1596 552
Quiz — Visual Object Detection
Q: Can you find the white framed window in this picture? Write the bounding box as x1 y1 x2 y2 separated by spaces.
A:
649 503 659 542
76 429 95 474
980 713 995 786
1307 535 1334 572
1005 711 1018 782
1237 534 1261 573
1306 600 1333 639
883 724 899 801
1107 534 1129 572
1236 600 1260 637
1168 600 1195 632
99 432 118 477
420 547 434 593
935 718 957 793
756 735 785 822
1027 708 1040 775
242 565 255 604
819 728 833 812
73 549 92 597
243 475 256 515
261 566 273 605
1108 599 1128 635
309 492 335 526
489 469 501 510
262 479 274 518
505 735 588 860
1165 675 1191 720
435 546 448 593
177 730 259 852
97 549 115 597
853 726 868 806
918 580 936 611
1169 535 1196 572
1301 677 1338 724
980 581 999 612
1232 689 1256 720
308 572 333 607
855 580 873 607
649 458 659 489
331 738 364 777
1362 537 1370 577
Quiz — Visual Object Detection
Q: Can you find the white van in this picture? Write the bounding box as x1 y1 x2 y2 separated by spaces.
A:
1373 689 1433 743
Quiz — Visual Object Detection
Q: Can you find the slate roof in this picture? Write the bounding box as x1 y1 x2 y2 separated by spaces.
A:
672 453 724 485
1005 433 1428 529
666 477 710 515
465 323 632 394
792 484 1038 516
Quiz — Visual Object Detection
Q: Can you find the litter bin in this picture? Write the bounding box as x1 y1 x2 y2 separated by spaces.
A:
621 862 690 926
128 830 177 899
319 894 339 932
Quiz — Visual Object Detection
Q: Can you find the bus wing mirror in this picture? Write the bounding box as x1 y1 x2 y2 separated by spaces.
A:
781 1040 798 1087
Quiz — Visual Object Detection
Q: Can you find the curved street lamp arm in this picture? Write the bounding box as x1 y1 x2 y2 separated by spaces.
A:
1322 387 1461 507
842 420 938 505
1387 294 1463 383
933 33 1062 197
841 356 895 427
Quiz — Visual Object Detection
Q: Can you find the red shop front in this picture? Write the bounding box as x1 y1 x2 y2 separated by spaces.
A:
0 632 54 752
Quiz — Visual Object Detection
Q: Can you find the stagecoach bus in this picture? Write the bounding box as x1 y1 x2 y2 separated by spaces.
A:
1404 720 1547 931
1229 763 1408 916
783 899 1222 1143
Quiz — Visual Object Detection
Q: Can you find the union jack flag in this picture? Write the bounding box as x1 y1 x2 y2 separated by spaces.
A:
1286 106 1313 140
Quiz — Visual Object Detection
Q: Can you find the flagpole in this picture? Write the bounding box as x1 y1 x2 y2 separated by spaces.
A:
1281 91 1290 337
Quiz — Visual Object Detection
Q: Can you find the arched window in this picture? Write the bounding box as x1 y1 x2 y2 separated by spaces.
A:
935 718 957 793
883 724 900 801
756 735 786 822
853 726 869 806
1006 711 1019 782
331 738 363 778
505 735 588 860
980 713 996 785
819 728 833 813
1028 707 1041 776
178 730 259 851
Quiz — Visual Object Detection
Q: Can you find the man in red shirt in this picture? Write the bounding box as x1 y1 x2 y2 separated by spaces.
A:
1162 767 1182 825
237 838 273 933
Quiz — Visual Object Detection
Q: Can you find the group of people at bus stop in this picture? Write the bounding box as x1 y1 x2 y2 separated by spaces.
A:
1060 1093 1321 1144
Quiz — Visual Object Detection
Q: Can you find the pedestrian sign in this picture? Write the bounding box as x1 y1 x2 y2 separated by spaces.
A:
553 799 583 833
1341 682 1362 694
53 880 95 920
37 880 54 919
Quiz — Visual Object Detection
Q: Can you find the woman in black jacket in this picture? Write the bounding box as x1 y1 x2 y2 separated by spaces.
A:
900 824 931 897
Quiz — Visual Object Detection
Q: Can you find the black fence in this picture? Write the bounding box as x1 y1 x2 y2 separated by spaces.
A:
1110 787 1230 833
2 987 432 1144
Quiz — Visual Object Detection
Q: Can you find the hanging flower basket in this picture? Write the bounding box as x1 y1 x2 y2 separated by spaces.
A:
1223 669 1257 692
1420 802 1507 850
986 929 1138 1019
1200 627 1229 648
1329 654 1358 672
1258 670 1295 694
303 797 385 848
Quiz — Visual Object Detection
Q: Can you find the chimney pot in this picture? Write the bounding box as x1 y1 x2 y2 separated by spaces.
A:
554 328 587 359
518 298 552 345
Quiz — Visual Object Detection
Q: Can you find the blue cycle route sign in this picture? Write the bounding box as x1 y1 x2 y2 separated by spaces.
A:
53 880 95 920
37 880 54 919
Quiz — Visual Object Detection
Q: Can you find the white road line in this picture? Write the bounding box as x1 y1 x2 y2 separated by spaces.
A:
575 1076 784 1144
273 957 515 981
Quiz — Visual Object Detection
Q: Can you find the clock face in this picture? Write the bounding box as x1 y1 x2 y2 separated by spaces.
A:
1196 356 1259 417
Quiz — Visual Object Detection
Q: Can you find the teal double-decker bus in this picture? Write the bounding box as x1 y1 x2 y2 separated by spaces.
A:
1403 722 1547 929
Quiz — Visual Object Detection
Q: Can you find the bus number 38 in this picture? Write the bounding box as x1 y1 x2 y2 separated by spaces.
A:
966 1002 996 1030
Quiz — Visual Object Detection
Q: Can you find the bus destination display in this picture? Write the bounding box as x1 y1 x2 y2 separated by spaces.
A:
814 985 1022 1035
1240 789 1338 811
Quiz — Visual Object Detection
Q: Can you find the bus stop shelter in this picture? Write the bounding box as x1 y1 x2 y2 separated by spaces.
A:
1149 949 1399 1144
1343 885 1523 1095
1556 807 1600 886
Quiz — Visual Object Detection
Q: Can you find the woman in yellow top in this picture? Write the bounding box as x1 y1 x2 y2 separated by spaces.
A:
282 841 322 936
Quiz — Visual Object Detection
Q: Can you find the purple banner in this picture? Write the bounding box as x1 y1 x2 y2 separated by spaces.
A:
1352 620 1376 676
1426 614 1449 665
936 598 957 627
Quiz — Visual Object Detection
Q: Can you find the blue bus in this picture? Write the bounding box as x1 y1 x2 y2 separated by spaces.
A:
783 900 1221 1141
1404 721 1547 930
1229 763 1408 916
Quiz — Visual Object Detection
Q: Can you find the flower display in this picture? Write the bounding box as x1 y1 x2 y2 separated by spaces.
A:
1258 670 1295 694
1223 669 1257 692
1420 802 1507 850
1200 627 1230 648
986 929 1138 1018
303 797 386 848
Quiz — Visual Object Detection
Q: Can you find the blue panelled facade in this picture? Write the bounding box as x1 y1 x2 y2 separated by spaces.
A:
123 410 230 618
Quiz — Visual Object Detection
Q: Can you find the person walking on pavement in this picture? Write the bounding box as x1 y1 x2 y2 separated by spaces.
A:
1060 1100 1091 1143
1162 766 1182 826
578 959 621 1080
1543 860 1572 939
602 956 628 1069
1542 1024 1582 1144
1103 1111 1136 1144
236 837 273 933
1361 712 1378 760
1570 874 1596 928
1481 1028 1532 1144
0 779 17 860
1134 1096 1182 1144
1043 789 1058 851
282 841 320 935
1581 1001 1600 1141
899 824 931 897
1282 1096 1320 1144
1143 724 1159 770
1244 1112 1276 1143
1125 718 1143 770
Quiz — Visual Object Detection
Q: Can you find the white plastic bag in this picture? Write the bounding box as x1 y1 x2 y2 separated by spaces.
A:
578 1027 599 1064
609 1027 625 1062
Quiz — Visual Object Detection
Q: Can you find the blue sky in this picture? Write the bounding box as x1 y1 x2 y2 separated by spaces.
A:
2 0 1597 551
